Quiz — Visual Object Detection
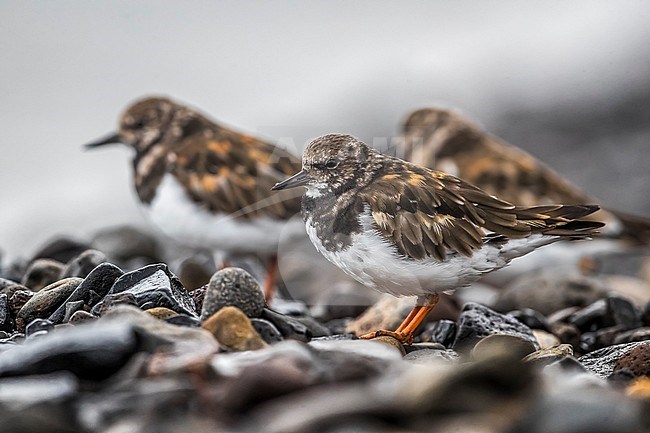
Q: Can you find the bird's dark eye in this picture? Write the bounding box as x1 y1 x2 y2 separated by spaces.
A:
325 159 339 169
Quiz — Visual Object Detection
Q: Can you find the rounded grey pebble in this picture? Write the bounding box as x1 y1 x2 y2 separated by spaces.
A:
201 267 265 320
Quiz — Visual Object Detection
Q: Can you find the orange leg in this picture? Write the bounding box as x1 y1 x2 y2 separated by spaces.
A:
262 256 278 302
360 293 440 345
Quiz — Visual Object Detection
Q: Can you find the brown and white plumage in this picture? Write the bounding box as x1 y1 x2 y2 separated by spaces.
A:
401 107 650 243
85 96 304 299
273 134 603 343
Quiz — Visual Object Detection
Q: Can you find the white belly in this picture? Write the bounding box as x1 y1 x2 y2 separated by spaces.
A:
306 209 558 297
144 174 305 255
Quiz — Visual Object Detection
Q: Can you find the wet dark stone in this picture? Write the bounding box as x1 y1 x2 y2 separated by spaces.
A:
578 341 647 378
16 278 82 332
49 263 124 324
90 292 138 316
607 295 641 330
0 294 12 333
60 249 107 279
20 259 65 291
0 321 155 380
419 319 456 347
613 327 650 344
293 315 331 338
0 278 27 299
579 326 624 353
31 237 91 264
261 308 312 342
569 299 608 332
251 318 284 344
548 355 587 372
25 318 54 337
107 263 196 317
62 300 87 323
163 314 201 328
201 267 265 320
508 308 550 331
271 299 310 317
311 334 357 341
452 302 539 352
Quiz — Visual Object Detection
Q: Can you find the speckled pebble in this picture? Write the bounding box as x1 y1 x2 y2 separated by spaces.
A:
201 267 265 320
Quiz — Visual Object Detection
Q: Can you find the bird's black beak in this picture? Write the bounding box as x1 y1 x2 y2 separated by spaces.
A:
272 170 311 190
84 132 122 150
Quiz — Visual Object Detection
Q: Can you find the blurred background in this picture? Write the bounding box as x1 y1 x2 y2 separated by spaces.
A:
1 0 649 261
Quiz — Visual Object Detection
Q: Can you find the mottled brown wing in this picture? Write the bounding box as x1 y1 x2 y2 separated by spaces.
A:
170 131 302 220
360 165 601 261
403 109 592 206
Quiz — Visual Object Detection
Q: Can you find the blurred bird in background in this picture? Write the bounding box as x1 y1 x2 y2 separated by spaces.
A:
84 96 305 301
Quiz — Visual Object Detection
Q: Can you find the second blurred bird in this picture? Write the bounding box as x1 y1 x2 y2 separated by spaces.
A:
84 96 305 300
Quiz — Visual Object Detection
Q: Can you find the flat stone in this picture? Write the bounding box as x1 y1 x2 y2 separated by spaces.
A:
579 341 647 378
251 318 284 344
471 334 537 360
494 272 608 316
201 267 265 320
108 263 196 317
202 306 268 351
0 321 142 380
48 262 124 324
404 348 459 364
20 259 65 292
452 302 539 352
260 308 312 342
16 278 82 332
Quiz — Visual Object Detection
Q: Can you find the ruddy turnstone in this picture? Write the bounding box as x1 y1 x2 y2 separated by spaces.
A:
401 107 650 243
85 96 304 300
273 134 603 344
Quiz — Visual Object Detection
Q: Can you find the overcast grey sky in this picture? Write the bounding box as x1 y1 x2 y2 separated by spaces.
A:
1 1 649 259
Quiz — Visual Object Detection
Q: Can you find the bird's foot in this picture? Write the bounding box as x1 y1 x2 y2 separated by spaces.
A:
359 329 413 345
